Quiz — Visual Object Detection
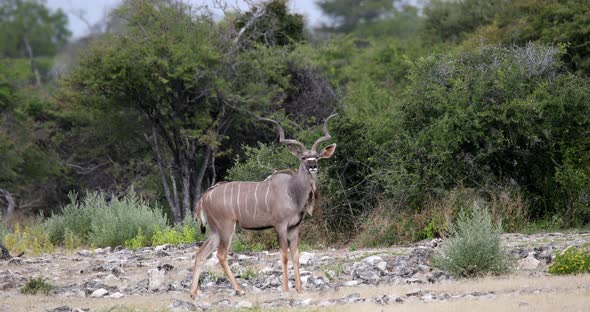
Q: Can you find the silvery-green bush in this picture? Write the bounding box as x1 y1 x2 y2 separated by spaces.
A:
432 203 512 278
42 190 167 247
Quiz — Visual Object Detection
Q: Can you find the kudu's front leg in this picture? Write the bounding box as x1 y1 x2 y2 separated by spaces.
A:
277 226 290 292
288 226 303 292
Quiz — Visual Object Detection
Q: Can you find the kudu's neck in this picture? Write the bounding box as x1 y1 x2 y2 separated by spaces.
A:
287 163 316 211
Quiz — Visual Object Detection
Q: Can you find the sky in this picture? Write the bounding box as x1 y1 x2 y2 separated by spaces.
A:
46 0 325 39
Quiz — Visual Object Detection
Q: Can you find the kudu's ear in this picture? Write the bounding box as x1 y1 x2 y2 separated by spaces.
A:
319 143 336 159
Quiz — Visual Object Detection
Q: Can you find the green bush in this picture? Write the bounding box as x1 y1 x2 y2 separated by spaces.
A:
21 277 53 295
376 44 590 223
548 246 590 275
42 190 167 247
433 204 512 278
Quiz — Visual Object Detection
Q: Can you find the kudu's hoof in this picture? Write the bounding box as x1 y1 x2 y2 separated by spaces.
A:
235 289 245 296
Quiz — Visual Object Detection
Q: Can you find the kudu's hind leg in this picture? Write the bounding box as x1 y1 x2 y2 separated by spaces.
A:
190 234 219 299
288 226 303 292
217 223 244 295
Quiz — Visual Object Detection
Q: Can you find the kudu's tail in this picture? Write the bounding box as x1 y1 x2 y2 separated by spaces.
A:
196 199 207 235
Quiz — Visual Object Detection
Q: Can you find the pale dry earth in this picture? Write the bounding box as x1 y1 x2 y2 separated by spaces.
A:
0 232 589 312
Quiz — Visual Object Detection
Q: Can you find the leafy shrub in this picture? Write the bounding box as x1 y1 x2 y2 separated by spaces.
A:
548 246 590 275
432 204 512 278
151 224 197 246
125 228 148 250
4 224 54 256
64 229 83 251
125 216 202 249
21 276 53 295
42 190 167 248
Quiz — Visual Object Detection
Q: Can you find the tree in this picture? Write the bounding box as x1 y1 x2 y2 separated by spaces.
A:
316 0 396 34
64 0 336 223
0 0 70 85
234 0 305 49
468 0 590 76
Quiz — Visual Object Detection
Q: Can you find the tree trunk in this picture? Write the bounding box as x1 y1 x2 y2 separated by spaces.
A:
150 128 181 222
22 36 41 87
192 146 211 216
0 188 15 220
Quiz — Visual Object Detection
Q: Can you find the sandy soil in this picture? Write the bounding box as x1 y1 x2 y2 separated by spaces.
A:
2 270 589 311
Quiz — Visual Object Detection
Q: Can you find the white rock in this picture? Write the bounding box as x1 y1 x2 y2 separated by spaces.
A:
299 298 313 306
299 252 315 265
147 268 166 291
363 255 383 266
260 267 274 274
345 280 360 287
94 247 111 255
78 250 91 257
252 286 263 293
301 275 310 284
519 253 541 270
205 256 219 267
236 300 253 308
376 261 387 272
90 288 109 298
106 292 124 299
155 244 171 252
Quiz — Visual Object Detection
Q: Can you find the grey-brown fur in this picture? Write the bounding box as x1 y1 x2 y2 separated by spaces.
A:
190 114 337 298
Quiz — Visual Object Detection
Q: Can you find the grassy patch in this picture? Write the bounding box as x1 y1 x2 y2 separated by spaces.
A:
21 276 53 295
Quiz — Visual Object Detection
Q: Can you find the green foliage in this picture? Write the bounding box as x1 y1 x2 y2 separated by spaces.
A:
124 215 202 249
433 205 512 278
234 0 305 48
4 224 54 256
0 0 70 58
151 224 198 246
548 245 590 275
124 228 147 250
241 268 257 280
423 0 507 43
467 0 590 76
375 44 590 223
42 190 167 248
231 236 266 253
226 143 298 182
20 276 53 295
316 0 396 34
0 222 7 244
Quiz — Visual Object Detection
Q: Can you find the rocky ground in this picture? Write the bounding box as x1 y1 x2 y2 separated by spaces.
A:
1 232 589 311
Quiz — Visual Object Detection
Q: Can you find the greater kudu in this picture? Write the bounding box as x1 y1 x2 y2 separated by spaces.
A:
190 114 337 297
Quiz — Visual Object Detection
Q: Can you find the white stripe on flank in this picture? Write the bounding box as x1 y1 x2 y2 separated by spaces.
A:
230 182 234 212
264 182 270 213
237 182 242 220
254 182 260 219
223 183 228 210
